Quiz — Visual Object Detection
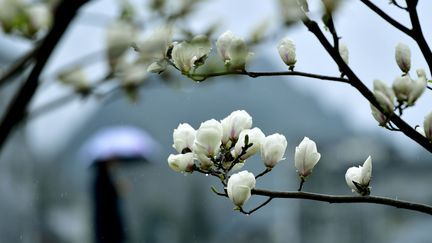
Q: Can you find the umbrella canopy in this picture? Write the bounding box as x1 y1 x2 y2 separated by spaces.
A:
81 126 158 165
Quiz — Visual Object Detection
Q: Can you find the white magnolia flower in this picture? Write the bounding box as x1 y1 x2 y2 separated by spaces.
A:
216 31 251 70
260 133 287 168
221 110 253 144
167 153 194 173
339 43 349 64
417 68 427 78
395 42 411 73
392 75 413 102
423 112 432 139
373 79 395 105
277 37 296 69
227 170 256 207
193 119 223 168
58 66 90 93
25 3 52 34
173 123 196 153
233 127 265 160
370 104 387 126
294 137 321 178
106 20 137 69
407 76 426 106
171 35 211 74
345 156 372 196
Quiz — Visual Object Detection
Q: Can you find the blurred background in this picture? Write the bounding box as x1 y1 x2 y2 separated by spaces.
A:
0 0 432 242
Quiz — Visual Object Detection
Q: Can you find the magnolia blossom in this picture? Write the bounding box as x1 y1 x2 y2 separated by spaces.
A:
392 75 413 102
171 35 211 74
227 170 256 207
25 3 52 34
58 67 90 93
233 127 265 160
193 119 223 168
374 91 394 114
339 43 349 64
345 156 372 196
221 110 252 144
423 112 432 139
277 37 296 69
417 68 427 78
260 133 287 168
167 153 194 173
216 31 251 70
135 26 172 72
106 20 137 69
294 137 321 178
373 79 395 105
407 76 426 106
395 42 411 73
173 123 196 153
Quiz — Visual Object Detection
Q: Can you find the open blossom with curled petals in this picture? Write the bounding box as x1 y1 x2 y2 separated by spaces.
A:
294 137 321 178
167 153 194 173
392 75 413 102
193 119 223 168
260 133 287 168
345 156 372 196
423 112 432 139
173 123 196 153
339 43 349 64
171 35 211 74
233 128 265 160
221 110 252 144
395 42 411 73
216 31 252 70
277 37 296 70
227 171 256 207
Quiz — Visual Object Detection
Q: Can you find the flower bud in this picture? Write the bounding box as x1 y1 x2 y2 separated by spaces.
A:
370 104 387 126
233 128 265 160
277 37 296 70
167 153 194 173
106 20 137 70
25 3 52 34
407 76 426 106
260 133 287 168
221 110 253 144
58 67 91 93
216 31 251 70
173 123 196 153
416 68 427 79
395 42 411 73
423 112 432 139
294 137 321 178
227 170 256 207
374 91 394 114
345 156 372 196
193 119 223 168
339 43 349 64
392 75 413 102
373 79 395 105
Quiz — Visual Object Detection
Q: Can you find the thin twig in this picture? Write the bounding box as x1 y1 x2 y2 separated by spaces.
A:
0 45 39 87
255 168 271 179
360 0 412 36
390 0 408 11
252 189 432 215
188 70 350 84
240 197 273 215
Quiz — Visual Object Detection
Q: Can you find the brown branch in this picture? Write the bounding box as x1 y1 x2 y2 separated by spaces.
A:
252 189 432 215
189 70 350 83
301 15 432 153
0 0 90 153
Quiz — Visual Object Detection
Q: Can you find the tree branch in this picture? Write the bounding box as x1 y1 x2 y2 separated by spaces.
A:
0 0 90 153
189 70 350 83
0 45 39 87
252 189 432 215
301 15 432 153
360 0 412 36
